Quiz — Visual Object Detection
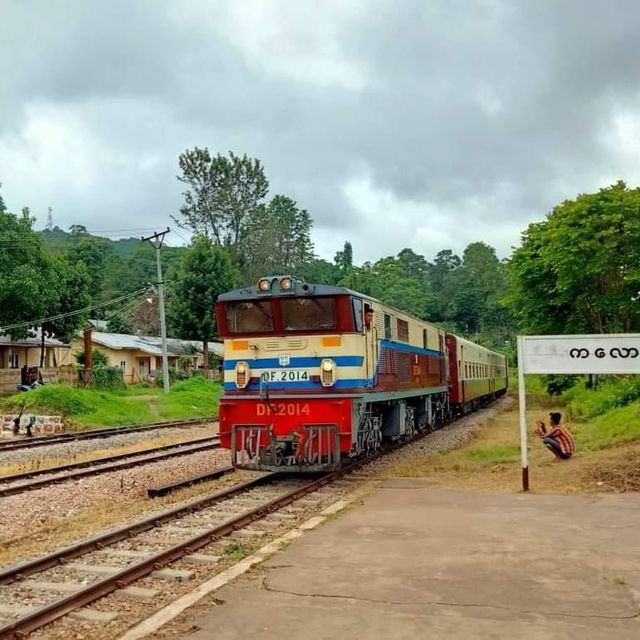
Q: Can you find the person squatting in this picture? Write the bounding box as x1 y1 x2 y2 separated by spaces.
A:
536 412 575 460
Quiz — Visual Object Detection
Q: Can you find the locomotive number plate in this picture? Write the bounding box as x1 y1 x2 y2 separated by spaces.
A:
261 370 311 382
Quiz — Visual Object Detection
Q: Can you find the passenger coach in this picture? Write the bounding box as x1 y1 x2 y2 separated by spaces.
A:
216 275 507 472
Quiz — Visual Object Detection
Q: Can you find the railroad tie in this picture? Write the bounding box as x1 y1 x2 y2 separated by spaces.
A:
182 554 221 565
64 563 122 576
0 601 117 625
22 580 86 593
117 587 158 601
150 568 194 582
231 528 268 539
69 609 119 623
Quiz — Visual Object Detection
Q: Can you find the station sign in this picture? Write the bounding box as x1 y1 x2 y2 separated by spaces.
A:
520 334 640 375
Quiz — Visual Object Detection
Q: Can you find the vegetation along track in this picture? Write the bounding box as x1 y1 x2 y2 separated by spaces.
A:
0 404 493 638
0 418 214 453
0 437 221 498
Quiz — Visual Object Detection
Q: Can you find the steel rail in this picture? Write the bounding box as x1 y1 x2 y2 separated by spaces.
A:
147 465 235 498
0 417 215 453
0 472 336 639
0 437 221 498
0 474 275 586
0 402 492 639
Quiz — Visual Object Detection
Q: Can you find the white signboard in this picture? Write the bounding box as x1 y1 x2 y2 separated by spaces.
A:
516 333 640 492
520 334 640 375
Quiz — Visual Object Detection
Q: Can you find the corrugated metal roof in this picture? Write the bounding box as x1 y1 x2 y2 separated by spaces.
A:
0 330 67 348
90 332 224 358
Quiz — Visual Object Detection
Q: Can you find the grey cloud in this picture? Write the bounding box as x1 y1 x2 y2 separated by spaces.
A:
2 0 640 263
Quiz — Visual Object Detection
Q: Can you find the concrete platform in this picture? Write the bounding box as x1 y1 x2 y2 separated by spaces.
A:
181 479 640 639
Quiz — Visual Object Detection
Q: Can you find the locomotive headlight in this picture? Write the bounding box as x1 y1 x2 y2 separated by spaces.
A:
320 358 335 387
258 278 271 292
235 361 250 389
280 277 293 290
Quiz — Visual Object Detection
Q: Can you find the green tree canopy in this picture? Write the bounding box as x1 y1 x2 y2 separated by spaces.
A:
509 181 640 334
168 236 237 371
243 195 314 281
175 148 269 250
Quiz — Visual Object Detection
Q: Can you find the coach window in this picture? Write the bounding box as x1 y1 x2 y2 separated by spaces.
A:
225 301 274 333
397 319 409 342
384 314 392 340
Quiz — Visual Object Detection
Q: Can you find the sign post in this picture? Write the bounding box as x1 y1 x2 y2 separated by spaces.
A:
517 336 529 491
517 333 640 492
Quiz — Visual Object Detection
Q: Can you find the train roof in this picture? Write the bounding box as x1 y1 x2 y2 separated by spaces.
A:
451 333 507 359
217 276 379 303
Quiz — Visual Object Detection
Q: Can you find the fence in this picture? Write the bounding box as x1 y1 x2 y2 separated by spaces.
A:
0 369 20 395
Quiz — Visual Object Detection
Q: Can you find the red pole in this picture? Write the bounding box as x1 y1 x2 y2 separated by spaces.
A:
83 325 93 386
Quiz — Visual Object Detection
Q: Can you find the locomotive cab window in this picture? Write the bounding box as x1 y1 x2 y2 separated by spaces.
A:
352 297 363 332
225 301 274 333
281 297 336 331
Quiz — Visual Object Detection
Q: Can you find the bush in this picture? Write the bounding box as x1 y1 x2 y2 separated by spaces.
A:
91 366 125 391
74 349 108 367
1 385 93 416
564 376 640 421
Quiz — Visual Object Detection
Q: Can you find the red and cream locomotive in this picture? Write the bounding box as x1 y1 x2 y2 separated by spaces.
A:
216 275 508 471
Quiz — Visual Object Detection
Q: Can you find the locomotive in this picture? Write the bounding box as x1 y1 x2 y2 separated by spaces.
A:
217 275 508 472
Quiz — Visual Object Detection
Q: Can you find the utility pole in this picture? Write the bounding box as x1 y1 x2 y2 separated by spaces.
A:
142 228 171 393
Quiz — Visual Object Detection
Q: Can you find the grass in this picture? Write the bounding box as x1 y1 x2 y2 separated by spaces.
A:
223 542 249 562
392 389 640 495
0 378 222 428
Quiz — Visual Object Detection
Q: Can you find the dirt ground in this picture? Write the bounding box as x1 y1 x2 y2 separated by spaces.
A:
391 394 640 495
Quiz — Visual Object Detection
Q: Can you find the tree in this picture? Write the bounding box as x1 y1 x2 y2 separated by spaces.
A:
243 195 315 281
130 295 161 336
106 313 133 334
445 242 505 334
0 194 91 359
169 236 237 372
66 234 113 299
334 241 353 274
175 148 269 253
509 181 640 334
299 258 340 286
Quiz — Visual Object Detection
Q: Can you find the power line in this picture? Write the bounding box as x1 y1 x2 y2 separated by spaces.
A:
0 287 151 333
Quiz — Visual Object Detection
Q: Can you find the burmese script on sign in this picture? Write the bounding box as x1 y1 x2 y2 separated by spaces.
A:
520 334 640 374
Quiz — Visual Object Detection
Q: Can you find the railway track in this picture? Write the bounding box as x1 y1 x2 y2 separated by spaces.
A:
0 417 214 453
147 464 235 498
0 455 373 638
0 436 221 498
0 407 484 638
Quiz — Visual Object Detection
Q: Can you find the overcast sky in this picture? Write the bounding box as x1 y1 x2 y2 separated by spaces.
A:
2 0 640 264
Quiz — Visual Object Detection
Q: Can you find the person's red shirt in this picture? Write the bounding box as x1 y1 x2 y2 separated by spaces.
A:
541 424 575 455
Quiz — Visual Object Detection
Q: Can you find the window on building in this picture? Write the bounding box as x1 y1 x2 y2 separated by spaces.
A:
423 329 428 350
397 319 409 342
384 314 392 340
8 354 18 369
120 361 126 372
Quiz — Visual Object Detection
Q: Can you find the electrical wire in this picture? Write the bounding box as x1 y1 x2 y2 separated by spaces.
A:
0 287 152 333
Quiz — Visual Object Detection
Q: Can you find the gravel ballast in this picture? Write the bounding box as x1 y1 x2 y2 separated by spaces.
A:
0 446 230 548
0 425 216 468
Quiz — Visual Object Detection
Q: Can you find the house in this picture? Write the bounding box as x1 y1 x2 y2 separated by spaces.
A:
68 331 224 384
0 330 69 370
